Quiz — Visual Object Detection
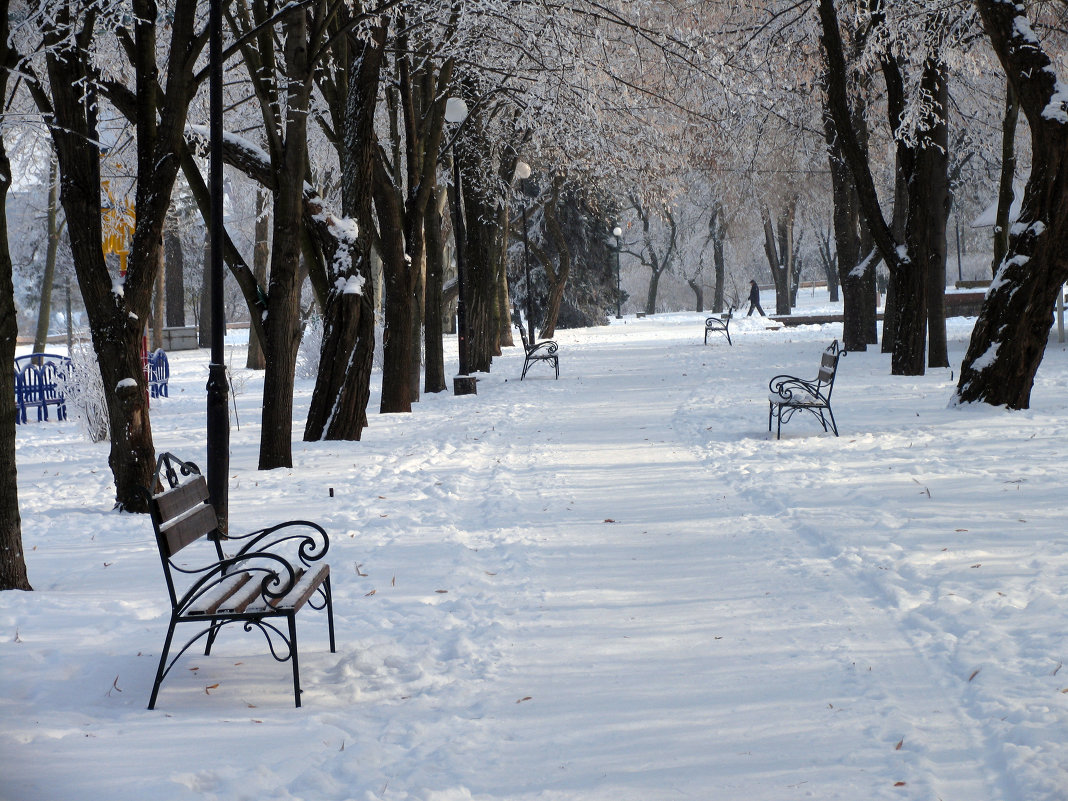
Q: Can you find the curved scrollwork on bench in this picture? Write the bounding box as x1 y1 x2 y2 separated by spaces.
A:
142 452 335 710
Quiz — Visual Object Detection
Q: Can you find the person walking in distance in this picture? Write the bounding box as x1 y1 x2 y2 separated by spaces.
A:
747 279 766 317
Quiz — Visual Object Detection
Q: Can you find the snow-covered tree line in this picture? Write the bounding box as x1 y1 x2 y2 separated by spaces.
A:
1 0 1066 589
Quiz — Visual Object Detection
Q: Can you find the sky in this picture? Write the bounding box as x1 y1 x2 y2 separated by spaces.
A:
2 290 1067 801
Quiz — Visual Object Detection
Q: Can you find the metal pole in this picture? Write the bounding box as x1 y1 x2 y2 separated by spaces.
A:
206 0 230 532
955 218 963 283
615 235 622 319
450 145 475 394
522 203 534 344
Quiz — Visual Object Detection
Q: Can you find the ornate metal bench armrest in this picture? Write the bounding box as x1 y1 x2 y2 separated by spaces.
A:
526 340 558 357
769 374 820 401
227 520 331 567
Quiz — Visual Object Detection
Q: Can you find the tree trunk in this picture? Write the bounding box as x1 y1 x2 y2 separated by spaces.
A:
824 98 873 350
376 151 413 413
257 8 312 469
164 215 185 328
919 59 950 369
32 158 60 355
956 0 1068 408
246 189 268 370
818 0 928 376
198 233 211 346
304 18 385 439
152 247 164 350
462 173 504 370
540 178 571 337
761 205 791 315
710 203 727 313
37 0 201 510
688 277 704 312
423 186 447 393
0 23 30 590
993 78 1019 277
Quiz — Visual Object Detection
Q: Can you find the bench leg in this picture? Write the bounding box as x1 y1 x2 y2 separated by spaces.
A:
825 406 839 436
148 619 178 710
288 614 302 708
324 576 336 653
205 622 221 655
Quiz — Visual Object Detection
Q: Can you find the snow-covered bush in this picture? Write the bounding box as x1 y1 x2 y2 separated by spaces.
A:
58 341 109 443
296 316 323 380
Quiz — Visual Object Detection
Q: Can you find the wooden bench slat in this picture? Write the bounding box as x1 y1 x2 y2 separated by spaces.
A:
262 564 329 613
216 575 273 614
187 572 253 616
154 475 210 521
159 503 219 556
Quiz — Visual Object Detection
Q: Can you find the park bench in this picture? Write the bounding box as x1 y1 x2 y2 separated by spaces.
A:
14 353 70 424
514 317 560 380
146 348 170 398
768 339 846 439
704 306 734 346
142 452 335 710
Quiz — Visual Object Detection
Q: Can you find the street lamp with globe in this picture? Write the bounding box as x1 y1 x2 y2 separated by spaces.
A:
514 160 535 345
444 97 476 395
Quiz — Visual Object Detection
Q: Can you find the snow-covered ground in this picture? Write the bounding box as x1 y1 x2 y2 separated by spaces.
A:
3 291 1068 801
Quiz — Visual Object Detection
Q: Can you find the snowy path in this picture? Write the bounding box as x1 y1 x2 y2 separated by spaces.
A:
299 327 1002 800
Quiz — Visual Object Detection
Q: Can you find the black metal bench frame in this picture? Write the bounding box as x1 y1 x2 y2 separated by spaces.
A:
704 306 734 345
141 452 335 709
514 318 559 380
768 339 846 439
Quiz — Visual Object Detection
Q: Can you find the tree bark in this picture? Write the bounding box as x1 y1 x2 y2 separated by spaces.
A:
541 177 572 336
32 0 202 509
918 59 950 369
257 6 312 469
0 18 30 590
993 78 1019 277
761 204 792 315
305 17 385 438
33 159 60 354
818 0 927 375
956 0 1068 408
164 214 185 328
423 186 447 393
246 189 268 370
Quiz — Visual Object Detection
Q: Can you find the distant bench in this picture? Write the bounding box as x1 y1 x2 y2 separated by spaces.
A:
14 353 70 424
514 318 559 380
704 306 734 346
146 348 170 398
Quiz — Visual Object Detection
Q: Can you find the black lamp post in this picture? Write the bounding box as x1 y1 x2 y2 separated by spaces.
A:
206 0 230 532
613 226 623 319
514 160 534 344
445 97 476 396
